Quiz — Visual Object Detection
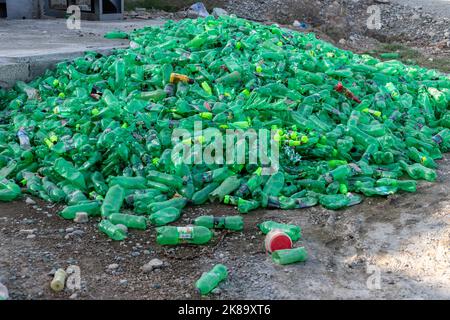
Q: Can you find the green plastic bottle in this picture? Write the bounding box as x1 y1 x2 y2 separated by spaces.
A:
406 147 437 169
156 226 213 245
237 198 260 213
54 158 86 190
42 177 66 202
147 170 184 189
0 178 21 201
399 160 437 181
101 185 125 217
209 175 241 203
149 207 181 226
108 176 147 189
194 215 244 231
359 185 398 196
195 264 228 295
191 182 220 205
258 221 301 241
109 213 147 230
60 200 101 220
260 172 285 207
235 168 262 198
375 178 416 192
148 197 187 213
272 247 308 265
319 193 362 210
60 183 88 205
98 219 127 241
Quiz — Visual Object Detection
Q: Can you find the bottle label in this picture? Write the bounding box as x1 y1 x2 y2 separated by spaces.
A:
177 227 194 240
432 134 443 145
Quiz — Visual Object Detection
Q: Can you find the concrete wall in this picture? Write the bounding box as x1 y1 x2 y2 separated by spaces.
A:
125 0 227 12
6 0 40 19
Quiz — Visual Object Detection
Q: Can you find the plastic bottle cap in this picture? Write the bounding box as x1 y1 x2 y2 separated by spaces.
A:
265 230 293 253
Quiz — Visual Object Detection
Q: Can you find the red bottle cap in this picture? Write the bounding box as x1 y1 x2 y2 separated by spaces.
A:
334 82 343 92
265 230 293 253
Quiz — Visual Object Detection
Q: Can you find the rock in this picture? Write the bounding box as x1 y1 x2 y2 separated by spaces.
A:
69 292 78 299
141 258 164 273
107 263 119 270
65 227 74 233
26 234 36 239
71 230 85 237
185 293 192 298
374 0 390 4
119 279 128 286
19 229 36 234
188 2 209 18
0 282 9 300
74 212 89 223
212 8 228 17
25 197 36 205
48 268 57 276
211 288 222 295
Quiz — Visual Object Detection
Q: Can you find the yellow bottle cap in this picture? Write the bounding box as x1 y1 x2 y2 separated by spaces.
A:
200 112 213 120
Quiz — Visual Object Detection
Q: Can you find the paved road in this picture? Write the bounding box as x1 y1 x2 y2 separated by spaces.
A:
390 0 450 18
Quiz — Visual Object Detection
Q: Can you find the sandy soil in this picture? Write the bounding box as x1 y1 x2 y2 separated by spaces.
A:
1 154 448 300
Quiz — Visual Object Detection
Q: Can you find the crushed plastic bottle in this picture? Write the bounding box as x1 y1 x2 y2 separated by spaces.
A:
50 268 67 292
271 247 308 265
195 264 228 295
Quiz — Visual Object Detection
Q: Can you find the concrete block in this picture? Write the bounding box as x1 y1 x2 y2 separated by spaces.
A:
0 58 29 88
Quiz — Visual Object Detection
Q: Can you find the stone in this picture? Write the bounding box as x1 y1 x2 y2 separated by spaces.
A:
25 197 36 205
19 229 36 234
107 263 119 270
211 288 222 295
119 279 128 286
74 212 89 223
26 234 36 239
69 292 78 299
141 258 164 273
212 8 228 17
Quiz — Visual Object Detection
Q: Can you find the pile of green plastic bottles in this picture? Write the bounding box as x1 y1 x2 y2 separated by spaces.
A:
0 15 449 241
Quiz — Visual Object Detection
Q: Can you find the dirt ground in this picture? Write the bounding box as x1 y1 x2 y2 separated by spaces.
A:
1 153 449 300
